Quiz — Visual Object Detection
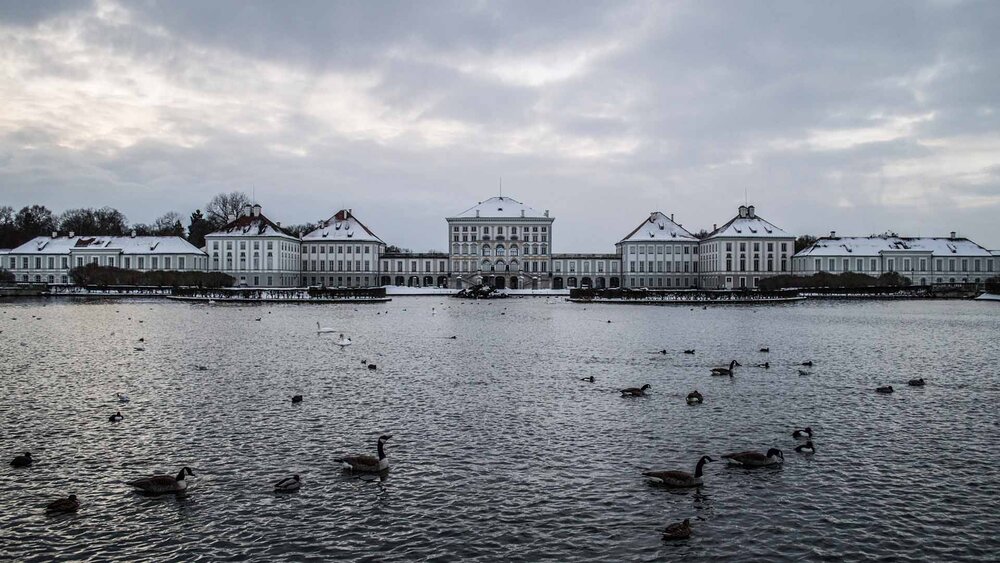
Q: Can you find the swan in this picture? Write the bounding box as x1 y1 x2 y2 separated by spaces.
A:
662 519 692 540
335 334 353 347
643 456 714 488
795 441 816 454
711 360 739 376
274 475 301 492
316 322 337 334
335 435 392 472
128 467 194 494
116 393 130 403
620 384 650 397
10 452 33 467
722 448 784 467
109 411 124 422
686 390 703 405
792 427 812 439
46 495 80 514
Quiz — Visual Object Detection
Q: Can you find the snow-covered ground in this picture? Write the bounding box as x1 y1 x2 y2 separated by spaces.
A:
975 293 1000 301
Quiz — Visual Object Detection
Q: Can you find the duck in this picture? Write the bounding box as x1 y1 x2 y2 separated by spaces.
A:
722 448 784 467
711 360 739 376
662 519 692 540
876 385 894 394
138 337 144 343
291 395 303 404
273 475 301 492
759 347 770 353
683 349 695 355
756 362 770 369
620 384 651 397
643 456 714 488
801 361 814 367
686 390 703 405
581 376 595 383
908 378 926 387
335 334 353 347
10 452 33 467
335 434 392 472
128 467 195 494
45 494 80 514
316 322 337 334
133 347 145 352
792 427 812 439
196 365 208 371
795 441 816 454
367 364 377 370
116 393 130 403
109 411 124 422
254 317 262 322
659 350 668 355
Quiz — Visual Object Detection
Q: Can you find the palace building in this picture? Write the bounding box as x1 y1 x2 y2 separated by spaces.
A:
698 205 795 289
300 209 386 288
205 204 300 287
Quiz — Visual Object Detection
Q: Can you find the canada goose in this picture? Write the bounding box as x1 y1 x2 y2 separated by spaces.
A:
683 349 695 354
620 384 651 397
792 427 812 439
759 347 770 353
109 411 124 422
876 385 894 394
291 395 303 404
581 376 595 383
138 337 144 342
274 475 301 492
795 441 816 454
686 390 703 405
316 322 337 334
255 317 261 322
367 364 377 370
908 378 926 387
133 347 145 351
128 467 195 494
10 452 33 467
659 350 667 354
116 393 130 403
335 435 392 472
662 519 692 540
711 360 739 376
643 456 714 488
46 494 80 514
801 361 814 367
722 448 784 467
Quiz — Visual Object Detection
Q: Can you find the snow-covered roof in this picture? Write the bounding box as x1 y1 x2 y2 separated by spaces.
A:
207 206 296 239
795 235 993 258
618 212 698 244
11 235 205 255
302 209 384 244
705 205 792 240
451 196 549 219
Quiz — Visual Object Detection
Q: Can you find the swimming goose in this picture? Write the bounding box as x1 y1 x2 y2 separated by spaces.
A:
620 384 651 397
128 467 194 494
662 519 692 540
10 452 33 467
581 376 595 383
643 456 714 488
109 411 124 422
46 494 80 514
711 360 739 376
291 395 303 404
116 393 130 403
316 322 337 334
801 361 814 367
335 435 392 472
133 347 145 351
908 378 926 387
722 448 784 467
367 364 377 370
686 390 703 405
756 362 770 369
759 347 770 353
274 475 301 492
792 427 812 439
876 385 894 394
683 349 695 355
138 338 144 342
335 334 353 347
795 441 816 454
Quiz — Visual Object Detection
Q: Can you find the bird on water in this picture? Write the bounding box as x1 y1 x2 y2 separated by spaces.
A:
109 411 124 422
45 495 80 514
643 456 714 488
722 448 784 467
908 378 925 387
10 452 33 467
712 360 739 376
620 384 651 397
876 385 894 394
686 390 703 405
792 427 812 439
335 435 392 473
795 441 816 454
128 467 195 494
274 475 301 492
662 519 692 540
581 376 595 383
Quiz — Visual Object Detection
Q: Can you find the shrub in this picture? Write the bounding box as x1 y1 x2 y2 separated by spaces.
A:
759 271 910 291
0 268 14 284
69 263 234 288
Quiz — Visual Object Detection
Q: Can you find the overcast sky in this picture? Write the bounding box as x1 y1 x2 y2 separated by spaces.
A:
1 0 998 251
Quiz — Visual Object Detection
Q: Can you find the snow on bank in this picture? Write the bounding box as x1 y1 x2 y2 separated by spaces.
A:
975 293 1000 301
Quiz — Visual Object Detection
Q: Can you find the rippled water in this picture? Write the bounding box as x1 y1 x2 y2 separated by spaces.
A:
1 297 998 561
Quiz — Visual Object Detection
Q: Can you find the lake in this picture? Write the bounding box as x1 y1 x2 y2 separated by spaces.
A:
1 297 998 561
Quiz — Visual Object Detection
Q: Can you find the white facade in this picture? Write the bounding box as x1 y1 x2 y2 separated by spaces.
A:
551 254 621 289
379 253 450 287
698 205 795 289
300 209 385 288
205 204 300 287
617 211 700 289
446 196 554 289
792 232 996 285
5 232 207 285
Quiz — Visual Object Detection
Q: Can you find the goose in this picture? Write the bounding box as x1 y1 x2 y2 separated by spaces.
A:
801 361 814 367
908 378 926 387
711 360 739 376
254 317 261 322
273 475 301 492
316 322 337 334
291 395 303 404
686 390 703 405
367 364 377 370
109 411 124 422
683 349 695 355
196 365 208 371
756 362 770 369
138 337 144 342
759 347 770 353
643 456 714 488
795 441 816 454
581 376 595 383
45 494 80 514
10 452 33 467
722 448 784 467
662 519 692 540
876 385 894 394
133 347 145 352
335 334 353 347
116 393 130 403
335 435 392 472
659 350 668 355
792 427 812 439
128 467 194 494
620 384 650 397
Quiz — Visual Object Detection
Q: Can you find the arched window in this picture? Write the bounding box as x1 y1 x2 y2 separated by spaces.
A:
470 243 478 255
452 244 460 254
496 244 506 257
482 245 491 256
461 243 468 255
510 245 518 257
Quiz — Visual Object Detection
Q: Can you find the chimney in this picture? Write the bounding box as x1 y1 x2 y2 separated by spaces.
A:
748 205 755 218
131 229 136 238
949 231 956 239
738 205 748 218
830 230 836 238
51 231 58 238
650 212 657 223
544 210 549 217
252 203 262 217
713 224 717 231
521 210 525 218
476 210 480 218
243 203 252 217
276 222 281 228
348 208 352 217
69 231 75 238
670 213 674 222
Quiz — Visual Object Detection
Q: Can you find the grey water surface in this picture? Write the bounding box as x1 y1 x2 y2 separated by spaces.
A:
1 297 998 562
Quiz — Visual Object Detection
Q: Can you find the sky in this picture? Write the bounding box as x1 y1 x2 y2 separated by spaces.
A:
1 0 998 252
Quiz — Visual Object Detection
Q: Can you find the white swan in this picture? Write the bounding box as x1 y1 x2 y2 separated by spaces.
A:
116 393 130 403
316 322 337 334
335 334 353 347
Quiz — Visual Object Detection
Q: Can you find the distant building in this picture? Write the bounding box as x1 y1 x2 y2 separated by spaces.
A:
300 209 386 288
698 205 795 289
204 204 300 287
5 232 206 285
551 254 620 290
379 252 450 288
446 196 554 289
617 211 699 289
792 232 996 285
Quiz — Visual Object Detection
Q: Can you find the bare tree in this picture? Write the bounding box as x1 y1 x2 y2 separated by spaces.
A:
206 191 252 226
152 212 185 236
